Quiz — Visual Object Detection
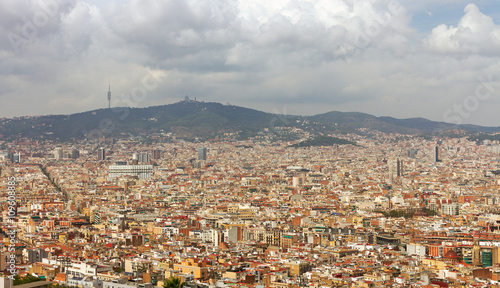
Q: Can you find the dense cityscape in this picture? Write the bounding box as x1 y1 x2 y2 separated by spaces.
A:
2 128 500 287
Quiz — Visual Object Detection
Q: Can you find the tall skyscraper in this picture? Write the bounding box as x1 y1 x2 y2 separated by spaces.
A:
396 158 403 177
137 152 149 163
389 158 403 182
7 152 14 163
54 148 63 160
107 81 111 109
98 148 106 160
153 149 162 160
198 147 207 161
433 146 439 163
13 152 21 163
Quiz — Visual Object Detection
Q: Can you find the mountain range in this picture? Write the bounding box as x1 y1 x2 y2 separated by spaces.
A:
0 100 499 141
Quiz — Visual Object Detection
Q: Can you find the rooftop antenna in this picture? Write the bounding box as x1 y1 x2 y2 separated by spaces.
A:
107 80 111 109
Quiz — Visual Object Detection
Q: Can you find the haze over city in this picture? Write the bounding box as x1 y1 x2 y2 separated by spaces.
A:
1 0 500 125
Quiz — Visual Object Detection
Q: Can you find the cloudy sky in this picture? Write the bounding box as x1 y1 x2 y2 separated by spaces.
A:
1 0 500 126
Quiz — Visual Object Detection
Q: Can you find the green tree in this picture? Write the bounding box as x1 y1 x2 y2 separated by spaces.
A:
13 274 43 285
163 276 185 288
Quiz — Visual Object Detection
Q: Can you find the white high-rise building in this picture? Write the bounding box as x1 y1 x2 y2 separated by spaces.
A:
54 148 63 160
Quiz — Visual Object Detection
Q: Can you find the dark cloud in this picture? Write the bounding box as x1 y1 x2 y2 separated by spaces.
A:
0 0 500 126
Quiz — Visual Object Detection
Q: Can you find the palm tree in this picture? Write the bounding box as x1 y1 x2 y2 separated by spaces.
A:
163 276 185 288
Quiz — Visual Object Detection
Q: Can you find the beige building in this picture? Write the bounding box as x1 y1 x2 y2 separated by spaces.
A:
173 258 210 280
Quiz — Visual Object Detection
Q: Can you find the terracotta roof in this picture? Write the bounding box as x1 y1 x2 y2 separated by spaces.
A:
444 249 459 259
54 273 66 282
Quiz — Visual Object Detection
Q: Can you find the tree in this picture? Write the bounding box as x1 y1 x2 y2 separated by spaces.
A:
13 274 43 285
49 284 73 288
163 276 185 288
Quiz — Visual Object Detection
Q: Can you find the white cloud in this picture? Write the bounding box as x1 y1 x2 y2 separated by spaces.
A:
424 4 500 55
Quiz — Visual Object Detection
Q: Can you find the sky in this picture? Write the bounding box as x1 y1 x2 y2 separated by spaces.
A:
1 0 500 126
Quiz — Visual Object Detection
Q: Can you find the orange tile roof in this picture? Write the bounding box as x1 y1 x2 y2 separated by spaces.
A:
54 273 66 282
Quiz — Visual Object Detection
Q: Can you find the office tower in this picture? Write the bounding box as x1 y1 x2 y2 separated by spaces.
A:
198 147 207 161
153 149 162 160
396 158 400 177
12 152 21 163
98 148 106 160
389 158 403 182
433 146 439 163
397 158 403 177
7 152 14 163
54 148 63 160
137 152 149 163
71 149 80 159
